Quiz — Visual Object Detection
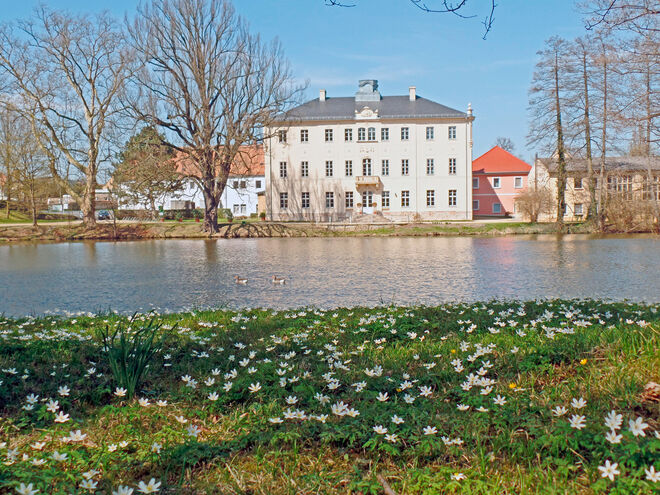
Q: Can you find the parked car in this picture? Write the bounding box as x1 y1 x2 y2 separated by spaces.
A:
97 210 111 220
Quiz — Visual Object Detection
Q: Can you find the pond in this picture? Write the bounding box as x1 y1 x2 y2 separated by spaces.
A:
0 235 658 316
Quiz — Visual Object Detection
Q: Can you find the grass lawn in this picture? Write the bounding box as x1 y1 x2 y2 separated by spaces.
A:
1 300 658 494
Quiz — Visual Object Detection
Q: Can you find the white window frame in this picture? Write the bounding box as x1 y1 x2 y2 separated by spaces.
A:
325 129 333 142
401 159 409 176
473 177 479 189
300 129 308 143
492 177 501 189
426 158 434 175
279 192 288 209
448 126 456 140
344 128 353 142
325 160 333 177
345 160 353 177
426 189 435 207
381 159 389 176
345 191 354 209
382 191 390 208
514 176 523 189
381 128 389 141
301 161 309 177
448 189 457 207
325 191 334 209
301 192 310 209
401 190 410 208
279 162 287 178
401 127 409 141
448 158 457 175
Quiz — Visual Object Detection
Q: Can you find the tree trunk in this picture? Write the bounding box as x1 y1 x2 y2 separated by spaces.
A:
150 197 159 221
30 185 37 227
644 65 660 232
582 51 596 220
554 53 567 232
203 190 219 233
598 54 608 232
82 172 97 228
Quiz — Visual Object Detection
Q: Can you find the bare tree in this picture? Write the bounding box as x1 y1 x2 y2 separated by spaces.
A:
12 117 49 227
493 137 515 153
584 0 659 35
325 0 497 38
528 37 571 231
515 187 554 222
127 0 303 233
0 8 134 228
0 107 17 218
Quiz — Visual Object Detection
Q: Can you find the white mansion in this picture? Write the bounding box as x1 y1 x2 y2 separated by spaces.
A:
265 80 475 221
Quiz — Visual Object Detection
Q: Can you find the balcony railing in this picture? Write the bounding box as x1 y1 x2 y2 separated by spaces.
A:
355 176 381 187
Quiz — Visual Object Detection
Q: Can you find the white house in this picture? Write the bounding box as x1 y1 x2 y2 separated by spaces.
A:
265 80 474 222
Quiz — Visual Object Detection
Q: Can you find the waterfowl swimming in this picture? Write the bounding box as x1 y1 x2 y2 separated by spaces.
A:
271 275 286 285
234 275 248 285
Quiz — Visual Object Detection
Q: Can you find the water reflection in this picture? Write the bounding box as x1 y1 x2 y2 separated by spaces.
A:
0 235 658 316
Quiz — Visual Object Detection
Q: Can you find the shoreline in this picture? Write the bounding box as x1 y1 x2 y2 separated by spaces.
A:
0 219 615 244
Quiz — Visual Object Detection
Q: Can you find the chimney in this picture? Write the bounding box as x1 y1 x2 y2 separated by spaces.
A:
319 89 326 102
409 86 416 101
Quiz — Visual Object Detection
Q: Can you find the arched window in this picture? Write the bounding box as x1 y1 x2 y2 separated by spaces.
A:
362 158 372 176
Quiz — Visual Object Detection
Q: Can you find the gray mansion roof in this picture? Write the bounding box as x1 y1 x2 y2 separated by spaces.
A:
538 156 660 174
278 80 468 122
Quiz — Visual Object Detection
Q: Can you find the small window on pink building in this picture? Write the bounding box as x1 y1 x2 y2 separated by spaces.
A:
514 177 523 188
472 177 479 189
492 177 501 188
493 203 501 214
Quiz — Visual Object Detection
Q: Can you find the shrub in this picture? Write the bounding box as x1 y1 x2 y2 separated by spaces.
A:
515 187 554 222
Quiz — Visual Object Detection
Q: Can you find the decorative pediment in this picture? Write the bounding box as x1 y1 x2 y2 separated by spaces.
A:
355 106 379 120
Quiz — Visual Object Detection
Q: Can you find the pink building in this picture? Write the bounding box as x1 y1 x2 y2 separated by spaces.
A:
472 146 531 217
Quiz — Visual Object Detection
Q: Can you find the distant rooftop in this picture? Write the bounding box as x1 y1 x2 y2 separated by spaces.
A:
279 80 469 122
537 156 660 174
473 146 532 174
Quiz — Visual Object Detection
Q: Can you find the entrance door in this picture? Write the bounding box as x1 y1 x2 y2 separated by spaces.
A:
362 191 373 214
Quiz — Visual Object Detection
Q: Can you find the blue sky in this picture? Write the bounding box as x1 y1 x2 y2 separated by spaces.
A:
1 0 587 162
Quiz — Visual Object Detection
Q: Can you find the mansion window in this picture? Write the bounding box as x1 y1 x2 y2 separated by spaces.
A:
401 159 409 176
515 176 523 188
642 176 660 201
278 130 287 143
575 203 583 216
401 127 409 141
381 128 389 141
358 128 366 141
279 192 288 209
448 158 457 175
401 190 410 207
448 126 457 139
255 180 262 188
345 160 353 176
492 202 501 214
381 159 390 176
574 177 583 189
607 175 633 200
325 129 333 142
426 189 435 207
473 177 479 189
345 128 353 142
301 192 310 209
301 161 309 177
325 161 334 177
448 189 457 207
492 177 501 188
325 192 335 208
368 127 376 141
279 161 287 178
426 159 434 175
426 126 434 140
382 191 390 208
300 129 308 142
345 191 354 208
362 158 372 176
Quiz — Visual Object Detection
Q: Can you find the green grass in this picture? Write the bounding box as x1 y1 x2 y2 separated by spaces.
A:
0 300 658 494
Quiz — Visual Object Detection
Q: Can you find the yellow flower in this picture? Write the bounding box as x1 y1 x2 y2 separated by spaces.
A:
451 349 456 354
580 358 588 365
508 383 517 389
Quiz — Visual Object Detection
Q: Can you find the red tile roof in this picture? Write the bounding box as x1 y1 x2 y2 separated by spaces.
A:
174 144 265 178
472 146 532 174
